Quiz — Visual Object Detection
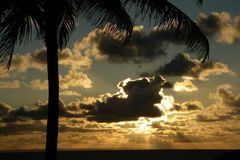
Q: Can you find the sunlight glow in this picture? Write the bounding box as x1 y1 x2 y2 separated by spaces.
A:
155 89 174 111
134 117 154 134
153 89 175 122
116 78 131 98
160 96 174 110
173 79 198 92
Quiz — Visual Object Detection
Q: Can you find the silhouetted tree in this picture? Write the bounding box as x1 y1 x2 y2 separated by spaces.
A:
0 0 209 160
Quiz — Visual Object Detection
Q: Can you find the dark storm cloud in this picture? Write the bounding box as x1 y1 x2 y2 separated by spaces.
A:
82 76 166 122
86 26 185 64
145 53 232 80
0 100 82 123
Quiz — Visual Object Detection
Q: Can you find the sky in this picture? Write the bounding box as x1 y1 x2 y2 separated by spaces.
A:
0 0 240 150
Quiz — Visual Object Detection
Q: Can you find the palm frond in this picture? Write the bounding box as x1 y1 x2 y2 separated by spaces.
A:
196 0 203 6
0 12 21 68
80 0 133 43
122 0 209 61
0 1 41 68
57 0 81 49
29 1 46 40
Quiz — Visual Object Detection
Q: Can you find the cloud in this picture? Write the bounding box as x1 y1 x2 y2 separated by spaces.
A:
196 84 240 122
58 48 92 70
147 53 234 80
0 101 107 135
162 81 174 89
168 132 194 143
5 46 92 74
60 91 81 97
171 101 203 112
0 71 10 78
81 76 167 122
216 85 239 103
212 84 240 114
0 100 83 123
30 79 48 90
29 70 92 90
0 102 49 122
196 114 229 122
59 69 92 89
0 101 11 116
181 101 203 111
27 48 92 71
0 119 105 136
74 25 187 64
8 49 47 73
197 12 240 44
27 49 47 70
0 122 46 136
0 80 21 88
9 54 31 72
173 79 198 92
127 133 146 144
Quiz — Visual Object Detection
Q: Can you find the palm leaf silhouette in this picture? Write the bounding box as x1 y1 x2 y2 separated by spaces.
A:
122 0 209 61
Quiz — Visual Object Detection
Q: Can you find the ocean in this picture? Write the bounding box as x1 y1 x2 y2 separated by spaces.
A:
0 150 239 160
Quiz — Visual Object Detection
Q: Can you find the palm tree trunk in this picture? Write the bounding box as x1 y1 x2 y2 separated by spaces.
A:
45 1 59 160
45 27 59 160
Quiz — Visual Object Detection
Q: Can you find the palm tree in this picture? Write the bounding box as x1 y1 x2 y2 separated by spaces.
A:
1 0 209 160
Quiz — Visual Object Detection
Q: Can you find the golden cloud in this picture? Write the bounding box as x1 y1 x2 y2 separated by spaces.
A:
3 46 92 76
59 69 93 90
30 79 48 90
29 69 92 90
0 70 10 78
197 12 240 44
0 80 21 89
173 79 198 92
60 91 81 97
